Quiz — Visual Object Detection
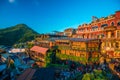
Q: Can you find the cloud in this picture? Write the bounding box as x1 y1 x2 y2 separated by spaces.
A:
9 0 15 3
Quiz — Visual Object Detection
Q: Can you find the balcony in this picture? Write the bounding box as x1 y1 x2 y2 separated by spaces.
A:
115 48 120 51
101 38 120 41
77 29 104 34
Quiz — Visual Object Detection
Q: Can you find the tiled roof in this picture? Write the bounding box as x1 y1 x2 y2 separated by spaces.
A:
70 38 98 42
54 37 98 42
39 37 99 42
30 46 49 54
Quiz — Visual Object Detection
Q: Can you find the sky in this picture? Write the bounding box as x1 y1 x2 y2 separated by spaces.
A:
0 0 120 33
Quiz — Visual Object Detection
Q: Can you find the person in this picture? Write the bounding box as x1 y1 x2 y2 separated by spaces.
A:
0 54 6 64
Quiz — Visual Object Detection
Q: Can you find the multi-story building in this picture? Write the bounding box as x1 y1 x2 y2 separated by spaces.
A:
76 11 120 59
76 11 120 39
30 46 49 66
55 38 101 62
35 34 67 48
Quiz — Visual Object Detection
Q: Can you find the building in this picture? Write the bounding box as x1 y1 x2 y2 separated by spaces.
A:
30 46 49 66
31 11 120 63
64 28 76 37
75 11 120 59
101 32 120 59
35 40 55 48
35 34 67 48
76 11 120 39
32 35 101 63
55 38 101 62
9 48 25 53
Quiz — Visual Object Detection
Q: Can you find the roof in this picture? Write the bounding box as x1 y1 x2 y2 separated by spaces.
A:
64 28 74 32
30 46 49 54
54 37 99 42
9 48 25 53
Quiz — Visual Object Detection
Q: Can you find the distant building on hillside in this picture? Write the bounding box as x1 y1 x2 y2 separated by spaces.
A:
52 31 65 36
64 28 76 37
9 48 25 53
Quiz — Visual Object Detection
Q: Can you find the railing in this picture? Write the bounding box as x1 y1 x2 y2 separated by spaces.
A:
101 38 120 41
77 29 104 34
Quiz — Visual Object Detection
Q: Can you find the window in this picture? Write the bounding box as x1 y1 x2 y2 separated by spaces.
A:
115 42 119 48
92 26 98 31
111 32 114 38
117 31 120 38
69 53 72 55
99 34 105 38
101 24 108 29
111 22 114 26
102 34 105 38
117 22 120 26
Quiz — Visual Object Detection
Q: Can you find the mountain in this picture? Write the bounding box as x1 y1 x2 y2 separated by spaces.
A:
0 24 39 46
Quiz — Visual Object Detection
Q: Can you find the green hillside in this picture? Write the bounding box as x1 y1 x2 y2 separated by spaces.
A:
0 24 39 46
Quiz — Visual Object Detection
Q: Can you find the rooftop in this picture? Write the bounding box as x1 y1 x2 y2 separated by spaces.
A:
30 46 49 54
54 37 99 42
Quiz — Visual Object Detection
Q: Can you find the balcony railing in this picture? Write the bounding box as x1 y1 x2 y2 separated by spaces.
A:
77 29 103 33
101 38 120 41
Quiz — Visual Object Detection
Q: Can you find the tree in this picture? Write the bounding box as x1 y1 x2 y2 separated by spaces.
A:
45 51 54 67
